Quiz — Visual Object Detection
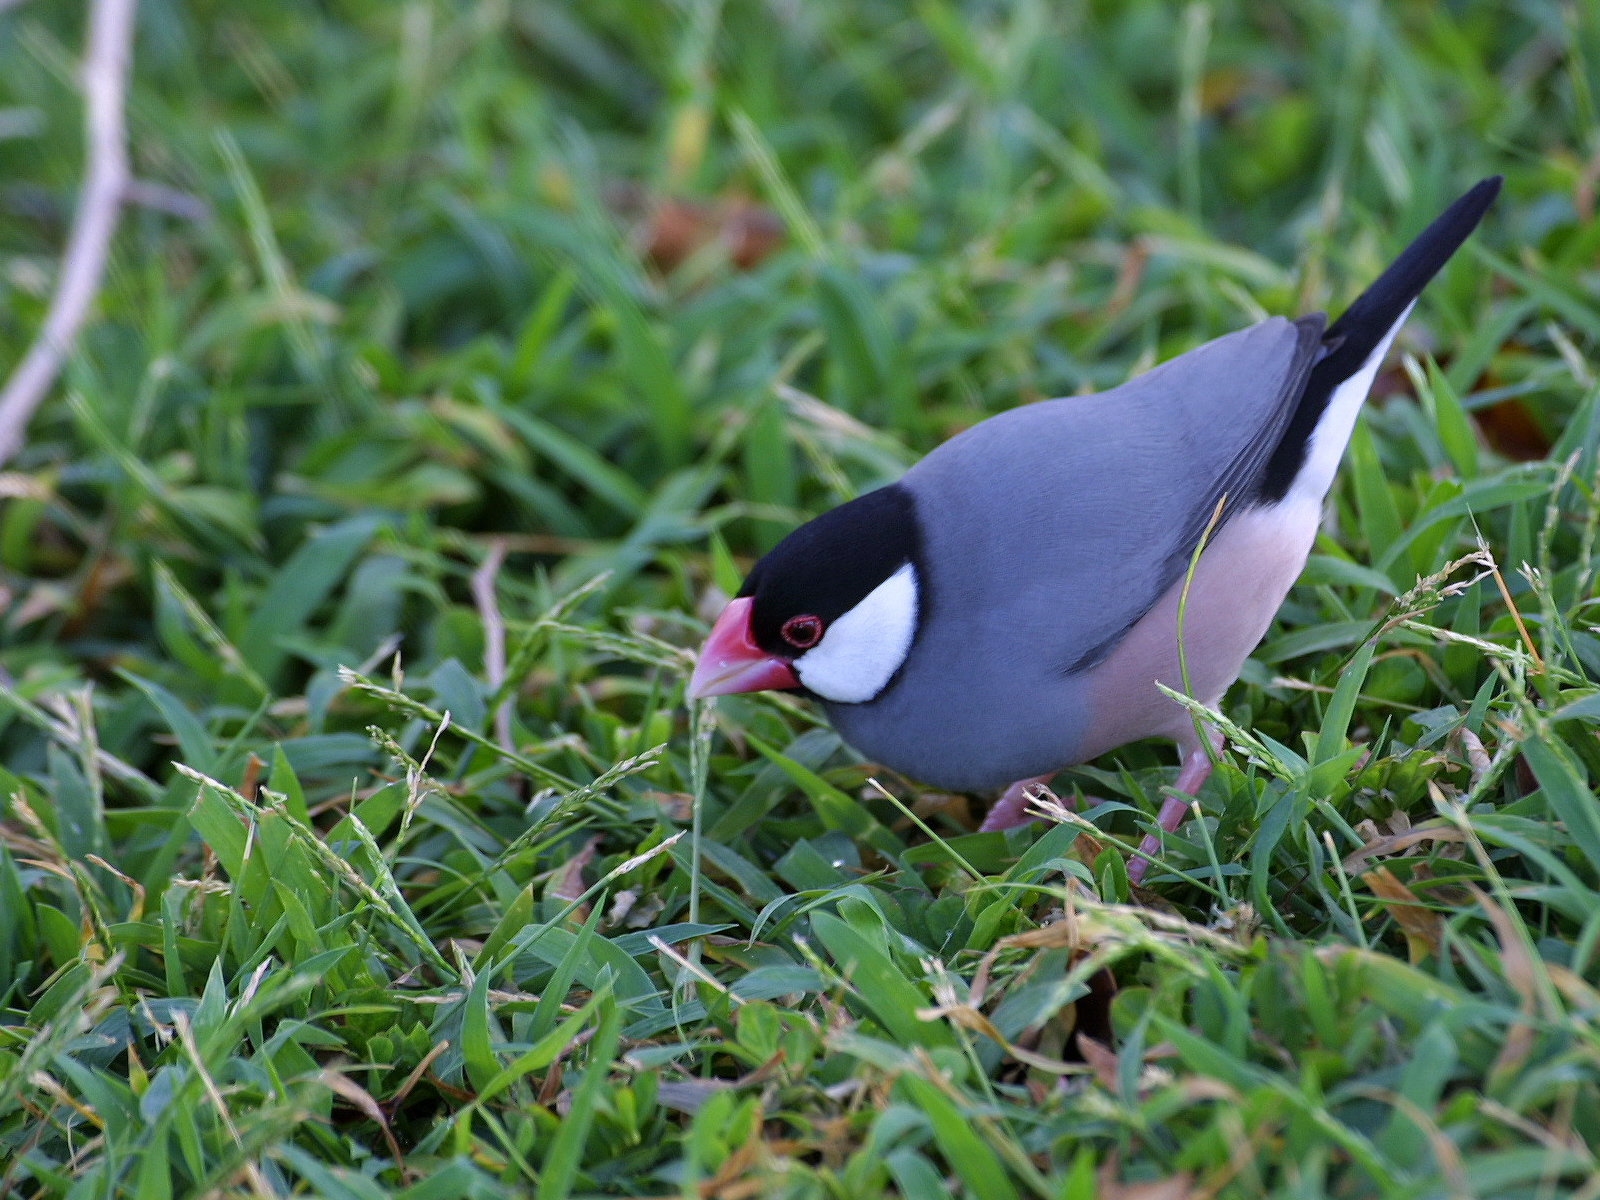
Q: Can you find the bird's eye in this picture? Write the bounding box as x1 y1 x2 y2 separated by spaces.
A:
780 614 823 649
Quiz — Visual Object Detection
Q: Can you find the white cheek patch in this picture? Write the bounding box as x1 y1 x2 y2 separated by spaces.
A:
795 563 918 704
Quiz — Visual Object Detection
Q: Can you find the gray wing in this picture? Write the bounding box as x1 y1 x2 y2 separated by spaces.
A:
904 313 1324 676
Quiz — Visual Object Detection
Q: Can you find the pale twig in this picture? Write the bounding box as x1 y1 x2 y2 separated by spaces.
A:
0 0 138 466
469 537 512 754
122 178 210 222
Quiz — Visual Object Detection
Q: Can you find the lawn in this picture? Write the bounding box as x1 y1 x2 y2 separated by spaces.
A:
3 0 1600 1196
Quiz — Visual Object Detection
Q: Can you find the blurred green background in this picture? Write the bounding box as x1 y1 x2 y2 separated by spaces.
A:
4 1 1600 1196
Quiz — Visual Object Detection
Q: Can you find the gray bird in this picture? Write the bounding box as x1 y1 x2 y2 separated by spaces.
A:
688 178 1500 883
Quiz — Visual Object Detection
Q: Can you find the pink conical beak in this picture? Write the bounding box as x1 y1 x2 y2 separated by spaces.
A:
687 597 799 698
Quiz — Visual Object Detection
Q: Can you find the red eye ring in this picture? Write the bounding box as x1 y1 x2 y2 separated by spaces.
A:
780 614 823 649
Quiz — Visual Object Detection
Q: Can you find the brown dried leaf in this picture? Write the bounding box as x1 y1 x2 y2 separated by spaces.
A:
917 1002 1077 1075
538 1058 562 1105
1360 866 1442 962
909 789 974 828
1106 239 1148 318
1177 1076 1239 1103
736 1050 786 1088
1071 828 1105 863
1472 886 1537 1007
550 836 600 905
63 551 134 637
915 1002 1006 1045
723 199 784 269
320 1070 405 1172
994 918 1081 953
1546 962 1600 1013
1457 727 1492 785
1472 885 1539 1081
701 1106 765 1198
631 194 784 274
1476 397 1550 461
1343 824 1467 873
1076 1033 1119 1090
643 791 694 821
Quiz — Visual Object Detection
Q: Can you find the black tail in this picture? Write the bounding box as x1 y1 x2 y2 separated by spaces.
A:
1259 176 1501 502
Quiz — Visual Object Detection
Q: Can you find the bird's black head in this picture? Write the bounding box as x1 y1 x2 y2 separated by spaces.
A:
689 484 923 705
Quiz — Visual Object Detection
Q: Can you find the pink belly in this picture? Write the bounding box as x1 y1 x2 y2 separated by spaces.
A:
1079 498 1320 759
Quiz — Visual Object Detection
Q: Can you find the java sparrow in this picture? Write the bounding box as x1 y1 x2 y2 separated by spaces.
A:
688 178 1500 883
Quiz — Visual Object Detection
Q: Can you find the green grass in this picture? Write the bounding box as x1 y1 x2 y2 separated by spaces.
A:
4 0 1600 1195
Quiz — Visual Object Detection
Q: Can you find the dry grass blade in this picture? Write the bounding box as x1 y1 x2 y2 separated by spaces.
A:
318 1069 408 1177
1342 824 1467 872
1471 885 1540 1080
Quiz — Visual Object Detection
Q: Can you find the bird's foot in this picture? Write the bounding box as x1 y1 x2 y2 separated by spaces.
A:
980 774 1062 832
1126 731 1223 885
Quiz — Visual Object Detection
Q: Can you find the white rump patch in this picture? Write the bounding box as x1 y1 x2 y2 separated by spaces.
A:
1289 301 1415 504
795 563 918 704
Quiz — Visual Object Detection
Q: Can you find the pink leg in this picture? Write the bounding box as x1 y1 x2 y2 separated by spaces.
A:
980 774 1057 832
1126 732 1221 885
